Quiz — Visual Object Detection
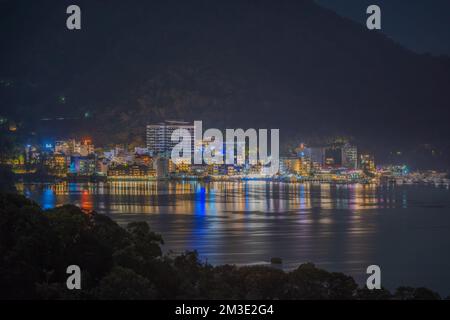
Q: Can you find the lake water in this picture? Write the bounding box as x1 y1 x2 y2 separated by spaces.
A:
17 181 450 295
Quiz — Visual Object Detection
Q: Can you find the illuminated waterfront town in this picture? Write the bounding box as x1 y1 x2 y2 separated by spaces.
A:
2 119 449 186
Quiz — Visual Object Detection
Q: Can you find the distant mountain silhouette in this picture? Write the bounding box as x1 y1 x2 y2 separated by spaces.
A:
1 0 449 165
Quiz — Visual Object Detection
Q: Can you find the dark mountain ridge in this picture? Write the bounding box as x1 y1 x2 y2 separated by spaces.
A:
1 0 449 166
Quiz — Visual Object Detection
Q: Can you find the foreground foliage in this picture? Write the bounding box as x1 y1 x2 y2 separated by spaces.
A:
0 193 443 300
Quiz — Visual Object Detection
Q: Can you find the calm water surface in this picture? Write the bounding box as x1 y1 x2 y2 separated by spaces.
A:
18 181 450 295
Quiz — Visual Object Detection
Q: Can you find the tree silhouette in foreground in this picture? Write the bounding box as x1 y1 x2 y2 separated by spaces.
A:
0 193 443 300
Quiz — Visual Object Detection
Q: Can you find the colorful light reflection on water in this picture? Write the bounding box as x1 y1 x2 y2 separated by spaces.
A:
16 180 450 295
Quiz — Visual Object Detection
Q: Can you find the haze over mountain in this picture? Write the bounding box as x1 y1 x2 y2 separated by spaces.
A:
1 0 449 166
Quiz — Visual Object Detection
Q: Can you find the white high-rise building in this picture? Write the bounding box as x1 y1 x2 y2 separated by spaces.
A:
146 120 194 157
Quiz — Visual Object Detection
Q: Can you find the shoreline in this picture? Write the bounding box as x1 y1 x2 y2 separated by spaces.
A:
14 175 450 187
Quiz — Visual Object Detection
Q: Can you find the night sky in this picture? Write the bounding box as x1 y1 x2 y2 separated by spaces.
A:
315 0 450 55
1 0 449 168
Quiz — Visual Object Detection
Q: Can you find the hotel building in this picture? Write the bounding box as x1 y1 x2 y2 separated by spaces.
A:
146 120 194 157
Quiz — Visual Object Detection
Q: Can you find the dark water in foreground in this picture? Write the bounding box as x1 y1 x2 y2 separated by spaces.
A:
18 181 450 295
